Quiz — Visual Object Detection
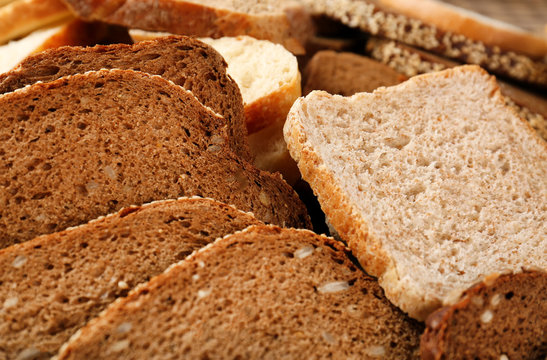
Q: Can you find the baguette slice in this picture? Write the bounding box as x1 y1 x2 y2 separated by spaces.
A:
421 271 547 360
56 225 423 359
284 65 547 320
0 197 262 359
62 0 311 54
0 0 71 45
0 35 251 161
0 69 310 247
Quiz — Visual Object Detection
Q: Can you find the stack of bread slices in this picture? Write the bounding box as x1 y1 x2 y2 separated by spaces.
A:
0 0 546 359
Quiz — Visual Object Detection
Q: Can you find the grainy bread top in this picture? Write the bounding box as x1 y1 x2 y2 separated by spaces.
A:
0 35 251 161
421 271 547 360
0 69 311 247
0 197 262 359
56 225 423 359
303 50 406 96
284 65 547 320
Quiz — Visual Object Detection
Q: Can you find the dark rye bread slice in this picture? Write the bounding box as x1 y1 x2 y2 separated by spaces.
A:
300 0 547 87
0 69 310 247
366 38 547 141
0 197 263 360
421 271 547 360
303 50 406 96
0 35 251 161
56 225 424 359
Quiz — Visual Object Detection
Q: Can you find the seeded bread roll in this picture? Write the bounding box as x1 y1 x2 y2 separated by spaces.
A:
366 38 547 141
284 65 547 320
0 197 262 359
0 35 251 161
0 0 71 45
61 0 312 54
0 69 311 247
56 225 423 359
299 0 547 87
421 271 547 360
303 50 407 96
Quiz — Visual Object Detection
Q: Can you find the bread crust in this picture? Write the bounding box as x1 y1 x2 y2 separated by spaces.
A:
62 0 306 54
0 0 72 44
377 0 547 60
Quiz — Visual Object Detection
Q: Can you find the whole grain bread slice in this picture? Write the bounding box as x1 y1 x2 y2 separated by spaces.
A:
299 0 547 87
0 197 262 359
0 35 251 161
56 225 423 359
284 65 547 320
421 271 547 360
0 69 310 247
61 0 312 54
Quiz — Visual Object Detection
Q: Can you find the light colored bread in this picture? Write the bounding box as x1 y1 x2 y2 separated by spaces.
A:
284 65 547 320
0 69 310 247
56 225 423 359
376 0 547 60
0 0 71 45
62 0 312 54
0 19 130 74
0 35 251 161
421 271 547 360
0 197 262 359
300 0 547 87
366 38 547 141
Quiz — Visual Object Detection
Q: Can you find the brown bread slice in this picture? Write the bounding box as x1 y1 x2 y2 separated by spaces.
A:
0 35 251 161
56 225 423 359
0 69 310 247
284 65 547 320
303 50 407 96
0 197 263 359
421 271 547 360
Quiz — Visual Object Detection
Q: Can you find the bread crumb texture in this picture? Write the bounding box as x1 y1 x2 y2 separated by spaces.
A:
284 65 547 320
56 226 423 359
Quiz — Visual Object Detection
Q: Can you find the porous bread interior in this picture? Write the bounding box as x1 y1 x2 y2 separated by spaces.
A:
286 65 547 319
56 226 422 359
201 36 298 104
0 197 262 359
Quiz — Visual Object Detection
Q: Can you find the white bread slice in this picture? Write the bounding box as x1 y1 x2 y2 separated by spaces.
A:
376 0 547 60
284 65 547 321
63 0 312 54
0 0 71 45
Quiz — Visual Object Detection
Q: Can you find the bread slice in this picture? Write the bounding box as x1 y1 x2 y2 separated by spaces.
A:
0 197 262 359
376 0 547 60
56 225 423 359
0 35 251 161
303 50 407 96
129 32 303 184
366 38 547 142
300 0 547 87
421 271 547 359
0 0 71 45
61 0 312 54
284 65 547 320
0 69 310 247
0 19 131 73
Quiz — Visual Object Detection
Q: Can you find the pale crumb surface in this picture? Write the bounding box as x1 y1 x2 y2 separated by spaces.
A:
285 65 547 319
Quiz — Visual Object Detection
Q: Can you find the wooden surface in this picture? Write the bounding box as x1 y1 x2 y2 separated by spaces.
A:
442 0 547 34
